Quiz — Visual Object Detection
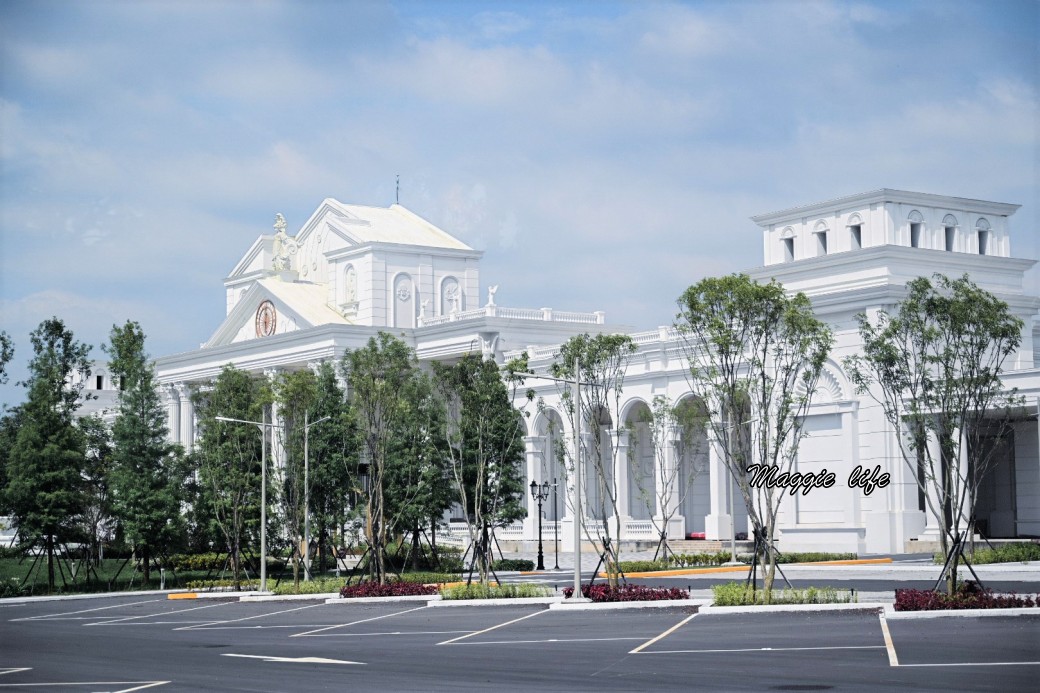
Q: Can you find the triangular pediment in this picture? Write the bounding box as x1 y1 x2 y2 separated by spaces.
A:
206 279 352 347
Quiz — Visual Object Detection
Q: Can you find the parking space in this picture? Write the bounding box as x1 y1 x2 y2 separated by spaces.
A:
4 596 1040 691
886 615 1040 668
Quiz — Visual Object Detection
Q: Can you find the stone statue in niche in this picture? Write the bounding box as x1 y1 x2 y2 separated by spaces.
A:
420 299 429 320
344 266 357 303
271 213 298 271
443 279 461 315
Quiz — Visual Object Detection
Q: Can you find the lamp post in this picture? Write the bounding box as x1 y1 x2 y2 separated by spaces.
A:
530 480 550 571
215 411 272 592
552 477 560 570
302 412 330 581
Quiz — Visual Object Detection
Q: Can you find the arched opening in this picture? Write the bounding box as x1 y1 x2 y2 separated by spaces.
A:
538 409 566 522
674 396 710 535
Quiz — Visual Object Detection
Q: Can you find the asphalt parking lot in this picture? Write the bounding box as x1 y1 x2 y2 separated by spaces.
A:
2 594 1038 691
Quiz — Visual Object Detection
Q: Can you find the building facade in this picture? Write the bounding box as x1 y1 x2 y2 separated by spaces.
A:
154 190 1040 555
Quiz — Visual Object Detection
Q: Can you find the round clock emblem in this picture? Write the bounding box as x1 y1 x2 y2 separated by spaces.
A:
255 300 277 337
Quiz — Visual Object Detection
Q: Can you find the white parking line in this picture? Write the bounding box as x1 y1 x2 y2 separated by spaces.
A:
456 636 645 645
896 661 1040 667
291 605 431 638
86 602 227 626
437 609 546 646
9 599 160 622
175 603 324 631
641 645 886 655
879 614 899 666
629 612 698 654
0 681 169 691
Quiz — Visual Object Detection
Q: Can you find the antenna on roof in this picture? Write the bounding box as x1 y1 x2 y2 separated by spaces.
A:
396 174 400 205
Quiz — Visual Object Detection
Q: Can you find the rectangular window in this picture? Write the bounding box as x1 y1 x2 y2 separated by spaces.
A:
783 237 794 262
96 375 104 390
910 222 922 248
850 225 862 250
945 226 955 251
978 230 989 255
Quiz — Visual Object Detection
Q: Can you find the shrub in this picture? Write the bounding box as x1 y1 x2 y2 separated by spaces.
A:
894 581 1038 611
339 581 439 598
167 553 286 573
395 571 461 584
711 581 856 606
441 582 552 600
492 558 536 572
185 579 260 591
0 578 24 599
669 552 732 567
617 560 670 573
932 542 1040 566
270 577 346 595
562 584 688 602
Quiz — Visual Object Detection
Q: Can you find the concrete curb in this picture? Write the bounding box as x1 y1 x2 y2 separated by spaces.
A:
699 602 886 615
884 607 1040 619
169 590 272 600
239 592 339 602
429 597 563 607
0 589 175 604
549 598 697 611
323 594 443 605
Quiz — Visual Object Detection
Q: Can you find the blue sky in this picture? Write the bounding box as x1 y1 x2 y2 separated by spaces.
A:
1 0 1037 408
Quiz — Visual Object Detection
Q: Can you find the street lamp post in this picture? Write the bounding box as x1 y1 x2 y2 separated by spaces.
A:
302 412 330 581
215 411 272 592
552 477 560 570
530 480 550 571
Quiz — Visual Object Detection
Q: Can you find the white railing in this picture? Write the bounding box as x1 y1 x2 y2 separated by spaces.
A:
418 305 605 328
623 520 658 538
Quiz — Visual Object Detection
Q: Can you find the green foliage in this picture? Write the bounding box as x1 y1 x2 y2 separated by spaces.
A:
668 552 732 567
434 354 527 584
440 582 552 600
342 332 418 584
191 366 270 586
105 321 184 579
492 558 535 571
675 274 833 596
185 579 259 591
78 414 114 566
711 581 856 606
933 542 1040 565
617 559 670 572
844 274 1023 595
270 576 346 595
0 330 12 385
5 318 92 591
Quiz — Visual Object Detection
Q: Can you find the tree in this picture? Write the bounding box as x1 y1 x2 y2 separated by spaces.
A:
0 330 13 385
105 321 184 583
192 366 268 588
628 395 710 561
304 362 357 574
386 369 453 571
675 274 832 601
550 333 636 588
79 414 114 567
434 353 527 584
341 332 416 584
844 273 1023 594
5 318 91 591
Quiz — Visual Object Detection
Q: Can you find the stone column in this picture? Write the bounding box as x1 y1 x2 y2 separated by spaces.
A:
176 383 194 452
264 368 284 473
165 384 180 446
613 429 631 523
523 436 543 541
704 434 733 541
919 429 944 540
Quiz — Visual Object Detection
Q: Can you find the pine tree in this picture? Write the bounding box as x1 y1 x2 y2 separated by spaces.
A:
105 321 183 583
5 318 91 591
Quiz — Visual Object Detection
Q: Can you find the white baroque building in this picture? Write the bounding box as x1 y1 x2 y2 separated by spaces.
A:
153 190 1040 555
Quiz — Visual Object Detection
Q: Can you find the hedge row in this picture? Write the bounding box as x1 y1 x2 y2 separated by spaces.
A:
895 582 1039 611
562 584 689 602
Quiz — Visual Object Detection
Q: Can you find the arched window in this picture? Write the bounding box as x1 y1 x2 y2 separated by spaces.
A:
976 217 991 255
780 227 795 262
908 210 924 248
942 214 958 252
847 213 863 250
812 220 829 257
